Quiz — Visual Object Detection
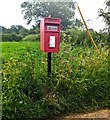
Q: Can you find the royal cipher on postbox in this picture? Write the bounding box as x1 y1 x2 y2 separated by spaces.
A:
40 17 61 52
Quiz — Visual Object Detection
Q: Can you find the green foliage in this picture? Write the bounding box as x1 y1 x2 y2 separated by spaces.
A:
61 28 109 46
8 25 26 34
22 34 40 42
29 25 40 34
1 42 38 61
0 26 7 34
21 2 75 29
1 34 23 42
61 28 81 45
1 25 108 45
98 0 110 32
73 18 83 28
0 25 40 37
2 42 109 119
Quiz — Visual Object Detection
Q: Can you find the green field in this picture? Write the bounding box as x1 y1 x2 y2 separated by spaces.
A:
2 42 109 119
1 42 40 60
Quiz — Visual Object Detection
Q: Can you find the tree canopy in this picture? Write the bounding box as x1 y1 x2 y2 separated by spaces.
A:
98 0 110 32
21 1 75 29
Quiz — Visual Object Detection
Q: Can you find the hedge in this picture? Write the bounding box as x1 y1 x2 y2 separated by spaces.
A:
22 34 40 42
1 34 23 42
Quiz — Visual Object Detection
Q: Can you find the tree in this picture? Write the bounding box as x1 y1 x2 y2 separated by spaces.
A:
21 1 75 29
7 25 29 35
73 18 83 30
98 0 110 32
0 26 8 34
28 25 39 34
19 27 29 36
8 25 24 34
98 0 110 47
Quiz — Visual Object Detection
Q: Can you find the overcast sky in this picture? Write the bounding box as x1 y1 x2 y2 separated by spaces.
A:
0 0 105 31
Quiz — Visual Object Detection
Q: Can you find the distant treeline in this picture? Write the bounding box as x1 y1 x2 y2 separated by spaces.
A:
1 25 39 35
0 25 109 46
0 25 40 42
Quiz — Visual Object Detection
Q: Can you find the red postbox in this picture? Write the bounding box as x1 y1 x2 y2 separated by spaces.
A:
40 17 61 52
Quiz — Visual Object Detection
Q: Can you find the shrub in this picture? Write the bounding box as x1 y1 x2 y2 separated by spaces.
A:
60 28 81 45
2 34 23 42
22 34 40 42
60 28 109 46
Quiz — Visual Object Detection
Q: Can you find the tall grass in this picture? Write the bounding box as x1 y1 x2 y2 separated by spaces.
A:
2 42 109 119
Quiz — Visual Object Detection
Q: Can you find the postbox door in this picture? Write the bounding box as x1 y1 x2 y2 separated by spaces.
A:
45 32 60 52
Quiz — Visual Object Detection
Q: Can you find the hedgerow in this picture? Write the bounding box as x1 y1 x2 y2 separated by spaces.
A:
1 34 23 42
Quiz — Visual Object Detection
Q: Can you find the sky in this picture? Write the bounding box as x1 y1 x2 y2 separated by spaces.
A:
0 0 105 31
